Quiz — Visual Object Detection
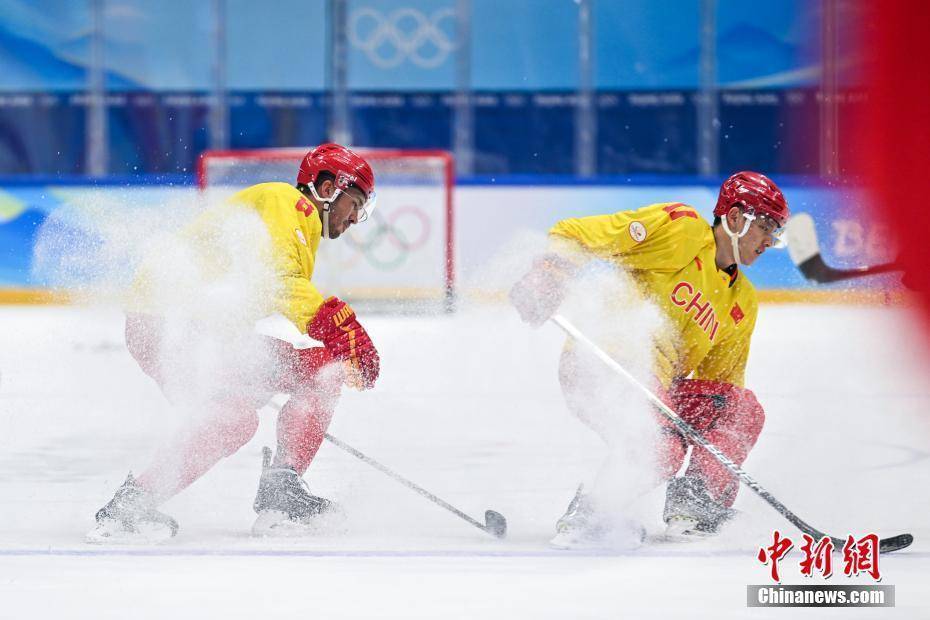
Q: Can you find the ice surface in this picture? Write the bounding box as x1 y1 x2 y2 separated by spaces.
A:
0 303 928 618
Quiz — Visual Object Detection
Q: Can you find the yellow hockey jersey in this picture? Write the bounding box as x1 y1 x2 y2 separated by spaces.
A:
127 182 327 333
228 182 327 331
550 202 757 387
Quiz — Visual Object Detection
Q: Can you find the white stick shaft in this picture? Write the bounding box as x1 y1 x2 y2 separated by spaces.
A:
323 433 496 535
550 314 675 418
548 313 832 542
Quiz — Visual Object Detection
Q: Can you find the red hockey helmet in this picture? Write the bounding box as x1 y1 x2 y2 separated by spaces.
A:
714 171 789 228
297 143 375 200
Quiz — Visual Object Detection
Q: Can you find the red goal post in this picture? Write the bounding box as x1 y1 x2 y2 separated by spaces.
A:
197 148 455 311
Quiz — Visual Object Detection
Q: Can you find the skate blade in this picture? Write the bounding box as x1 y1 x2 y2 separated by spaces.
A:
85 520 175 545
549 523 613 550
665 515 699 536
549 530 600 550
653 516 713 543
251 510 347 537
549 528 644 551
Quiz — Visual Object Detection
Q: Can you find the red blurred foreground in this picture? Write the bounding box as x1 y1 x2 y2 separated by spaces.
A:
856 1 930 326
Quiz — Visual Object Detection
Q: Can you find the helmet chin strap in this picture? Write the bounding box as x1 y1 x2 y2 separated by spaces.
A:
721 211 755 266
306 183 344 240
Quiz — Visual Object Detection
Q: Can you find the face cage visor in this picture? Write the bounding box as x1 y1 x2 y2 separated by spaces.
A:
723 206 786 248
355 190 377 223
751 212 787 249
307 183 378 224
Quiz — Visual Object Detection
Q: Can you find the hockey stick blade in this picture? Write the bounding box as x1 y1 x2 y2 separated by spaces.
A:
324 433 507 539
879 533 914 554
484 510 508 538
792 525 912 554
786 213 900 284
797 254 900 284
549 314 913 554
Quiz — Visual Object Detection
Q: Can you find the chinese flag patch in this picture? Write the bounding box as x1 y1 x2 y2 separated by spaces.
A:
730 303 745 325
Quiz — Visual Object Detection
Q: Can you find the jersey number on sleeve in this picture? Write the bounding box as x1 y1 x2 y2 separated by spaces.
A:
663 203 698 221
295 197 315 217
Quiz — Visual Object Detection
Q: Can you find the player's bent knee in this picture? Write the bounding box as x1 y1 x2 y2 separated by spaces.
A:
214 409 260 457
124 314 165 384
271 342 346 395
741 393 766 442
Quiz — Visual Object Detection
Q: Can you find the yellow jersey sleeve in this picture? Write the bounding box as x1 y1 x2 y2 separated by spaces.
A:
549 202 711 272
280 267 326 333
230 183 326 332
692 283 758 387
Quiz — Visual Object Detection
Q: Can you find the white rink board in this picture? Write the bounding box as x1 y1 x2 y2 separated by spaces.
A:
312 185 447 299
2 183 875 294
0 304 928 618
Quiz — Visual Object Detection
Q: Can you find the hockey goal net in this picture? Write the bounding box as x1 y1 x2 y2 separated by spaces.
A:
198 148 454 311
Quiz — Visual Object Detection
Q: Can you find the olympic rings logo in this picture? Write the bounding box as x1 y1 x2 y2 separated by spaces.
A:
348 7 458 69
343 205 431 270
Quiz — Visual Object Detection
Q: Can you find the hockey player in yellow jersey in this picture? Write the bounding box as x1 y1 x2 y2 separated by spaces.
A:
89 144 381 542
510 171 789 548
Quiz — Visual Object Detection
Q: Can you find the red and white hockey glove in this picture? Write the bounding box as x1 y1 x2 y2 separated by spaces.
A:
307 297 380 390
665 379 765 503
509 254 575 327
667 379 764 434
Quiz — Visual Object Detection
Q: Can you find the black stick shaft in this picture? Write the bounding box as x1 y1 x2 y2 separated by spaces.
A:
799 255 901 284
787 213 902 284
324 432 489 533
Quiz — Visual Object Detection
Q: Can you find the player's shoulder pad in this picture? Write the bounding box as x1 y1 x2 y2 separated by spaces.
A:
229 182 309 214
633 202 712 253
231 181 300 200
255 181 303 199
629 201 707 233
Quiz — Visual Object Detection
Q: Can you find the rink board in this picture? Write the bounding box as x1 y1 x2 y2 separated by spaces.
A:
0 181 897 300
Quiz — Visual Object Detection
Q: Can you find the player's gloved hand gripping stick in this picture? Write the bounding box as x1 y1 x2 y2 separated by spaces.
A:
509 254 576 327
308 297 380 389
549 314 913 553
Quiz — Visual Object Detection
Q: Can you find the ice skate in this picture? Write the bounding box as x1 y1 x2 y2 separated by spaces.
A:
661 476 736 540
86 473 178 544
550 484 601 549
549 484 644 550
251 447 343 536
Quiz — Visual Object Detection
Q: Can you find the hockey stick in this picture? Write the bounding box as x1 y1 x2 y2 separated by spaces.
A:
324 433 507 539
785 213 900 284
549 314 912 553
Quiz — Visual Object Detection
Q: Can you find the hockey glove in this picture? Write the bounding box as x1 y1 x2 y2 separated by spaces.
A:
307 297 380 390
509 254 575 327
668 379 764 434
666 379 765 507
